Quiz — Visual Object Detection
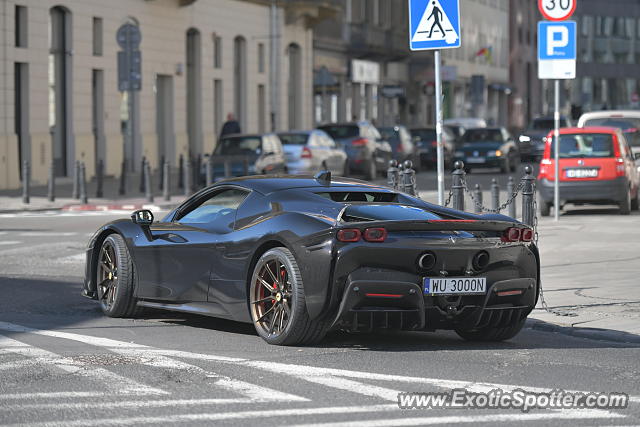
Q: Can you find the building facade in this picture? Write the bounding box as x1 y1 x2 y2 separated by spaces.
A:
1 0 326 190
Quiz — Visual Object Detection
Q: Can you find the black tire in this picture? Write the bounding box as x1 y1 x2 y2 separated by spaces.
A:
365 159 377 181
631 189 639 211
509 153 518 172
539 197 551 217
620 189 631 215
95 234 141 318
342 161 350 177
455 317 526 342
500 157 509 174
249 247 329 346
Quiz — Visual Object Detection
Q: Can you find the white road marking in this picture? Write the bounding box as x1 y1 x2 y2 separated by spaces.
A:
291 409 625 427
58 253 85 263
0 336 167 396
0 391 113 400
18 232 78 237
0 241 22 246
3 397 254 412
0 231 7 235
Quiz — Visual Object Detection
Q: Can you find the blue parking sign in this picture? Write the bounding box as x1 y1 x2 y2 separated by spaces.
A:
538 21 576 61
408 0 461 51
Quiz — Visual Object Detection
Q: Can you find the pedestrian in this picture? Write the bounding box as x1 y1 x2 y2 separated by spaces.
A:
219 113 241 139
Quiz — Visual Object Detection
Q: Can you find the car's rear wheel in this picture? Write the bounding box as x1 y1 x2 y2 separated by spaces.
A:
631 189 639 211
620 189 631 215
539 197 550 217
96 234 140 318
455 317 526 342
249 247 328 346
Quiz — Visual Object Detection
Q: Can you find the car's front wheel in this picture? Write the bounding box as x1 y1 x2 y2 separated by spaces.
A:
455 317 526 342
620 189 631 215
249 247 328 345
96 234 140 318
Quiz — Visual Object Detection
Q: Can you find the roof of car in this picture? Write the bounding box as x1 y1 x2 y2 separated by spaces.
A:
213 175 393 195
558 126 621 134
220 133 266 139
277 130 319 136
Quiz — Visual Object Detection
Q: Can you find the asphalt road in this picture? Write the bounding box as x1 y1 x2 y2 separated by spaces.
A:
0 211 639 426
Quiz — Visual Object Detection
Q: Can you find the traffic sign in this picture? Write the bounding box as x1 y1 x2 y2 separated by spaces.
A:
408 0 461 51
116 23 141 49
538 0 576 21
118 50 142 92
538 21 576 79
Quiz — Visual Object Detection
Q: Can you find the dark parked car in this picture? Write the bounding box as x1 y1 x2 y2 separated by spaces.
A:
454 127 520 173
537 127 639 215
84 174 540 345
378 125 419 168
518 116 572 162
207 133 287 180
410 126 456 169
318 122 392 180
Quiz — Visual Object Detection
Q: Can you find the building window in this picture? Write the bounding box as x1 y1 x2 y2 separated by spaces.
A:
93 17 103 56
15 5 27 48
258 43 265 73
213 35 222 68
214 79 223 137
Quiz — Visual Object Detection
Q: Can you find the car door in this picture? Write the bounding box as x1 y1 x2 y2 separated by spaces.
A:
133 187 250 303
618 131 639 192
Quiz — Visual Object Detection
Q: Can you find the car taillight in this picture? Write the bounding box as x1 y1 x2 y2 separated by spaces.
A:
538 158 552 179
431 141 438 147
363 227 387 242
397 144 404 153
616 158 625 177
501 227 533 243
337 229 361 242
351 138 368 146
301 147 312 159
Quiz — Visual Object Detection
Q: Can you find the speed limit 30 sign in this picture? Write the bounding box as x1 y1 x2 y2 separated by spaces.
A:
538 0 576 21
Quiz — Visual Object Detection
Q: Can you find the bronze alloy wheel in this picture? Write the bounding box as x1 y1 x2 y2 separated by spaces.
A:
250 255 293 338
97 240 118 311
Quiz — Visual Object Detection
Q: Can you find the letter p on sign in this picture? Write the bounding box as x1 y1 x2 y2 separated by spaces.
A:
547 26 569 56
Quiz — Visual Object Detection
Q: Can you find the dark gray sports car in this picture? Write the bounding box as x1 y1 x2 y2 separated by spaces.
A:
83 173 539 345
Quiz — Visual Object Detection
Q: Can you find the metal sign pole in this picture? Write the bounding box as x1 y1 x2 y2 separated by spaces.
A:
434 50 444 205
553 79 560 221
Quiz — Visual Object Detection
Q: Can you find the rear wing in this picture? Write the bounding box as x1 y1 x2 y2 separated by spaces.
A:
335 219 529 234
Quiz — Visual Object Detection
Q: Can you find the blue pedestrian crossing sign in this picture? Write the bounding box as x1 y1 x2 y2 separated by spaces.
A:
408 0 461 51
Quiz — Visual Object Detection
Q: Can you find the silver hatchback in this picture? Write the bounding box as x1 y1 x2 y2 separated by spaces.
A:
278 130 349 176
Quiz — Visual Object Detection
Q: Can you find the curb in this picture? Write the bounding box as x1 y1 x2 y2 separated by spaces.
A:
62 203 162 212
526 318 640 345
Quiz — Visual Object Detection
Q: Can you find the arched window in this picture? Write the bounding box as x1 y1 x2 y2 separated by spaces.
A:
288 43 302 129
186 28 202 157
233 36 247 129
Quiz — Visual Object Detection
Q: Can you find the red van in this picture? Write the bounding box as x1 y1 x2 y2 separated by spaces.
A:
537 127 639 215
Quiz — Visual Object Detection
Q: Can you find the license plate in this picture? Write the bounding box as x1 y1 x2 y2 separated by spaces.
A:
466 157 485 163
565 168 598 178
423 277 487 295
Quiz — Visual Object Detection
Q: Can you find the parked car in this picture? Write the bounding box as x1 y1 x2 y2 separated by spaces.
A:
277 130 348 176
444 117 487 130
577 110 640 157
378 125 420 168
518 115 572 162
453 127 520 173
537 127 640 215
208 133 287 180
318 122 392 180
410 126 456 169
84 175 540 345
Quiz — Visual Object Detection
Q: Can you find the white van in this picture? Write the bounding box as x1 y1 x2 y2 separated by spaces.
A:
577 111 640 156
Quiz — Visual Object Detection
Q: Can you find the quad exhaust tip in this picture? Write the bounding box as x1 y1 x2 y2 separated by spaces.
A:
417 251 437 271
472 251 490 271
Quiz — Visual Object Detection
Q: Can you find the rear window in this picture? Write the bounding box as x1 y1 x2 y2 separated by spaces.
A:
462 129 503 143
340 204 441 222
318 125 359 140
552 133 615 158
316 192 398 203
583 118 640 147
411 129 437 141
278 133 309 145
215 136 261 155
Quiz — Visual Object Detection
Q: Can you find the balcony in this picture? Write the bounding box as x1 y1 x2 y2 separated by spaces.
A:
349 23 408 60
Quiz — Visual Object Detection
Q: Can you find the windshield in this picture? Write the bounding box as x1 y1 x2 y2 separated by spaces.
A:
411 129 437 141
551 133 615 158
462 129 503 143
214 136 261 155
278 133 309 145
318 125 359 140
341 204 441 222
583 118 640 147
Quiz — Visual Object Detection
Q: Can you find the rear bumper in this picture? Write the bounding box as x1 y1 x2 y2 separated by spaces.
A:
455 156 504 168
286 159 315 175
538 177 627 204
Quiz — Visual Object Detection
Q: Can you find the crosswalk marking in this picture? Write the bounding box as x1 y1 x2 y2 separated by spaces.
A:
0 336 167 396
0 241 22 246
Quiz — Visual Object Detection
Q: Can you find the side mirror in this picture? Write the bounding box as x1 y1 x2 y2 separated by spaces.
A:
634 152 640 161
131 209 154 240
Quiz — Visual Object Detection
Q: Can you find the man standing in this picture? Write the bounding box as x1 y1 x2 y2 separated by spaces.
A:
219 113 241 139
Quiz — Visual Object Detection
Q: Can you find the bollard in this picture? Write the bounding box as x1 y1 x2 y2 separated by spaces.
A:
118 160 126 196
96 159 104 198
224 160 231 178
473 183 483 214
401 160 417 196
144 159 154 203
47 161 55 202
158 156 165 191
195 154 202 189
139 156 146 192
184 158 192 197
451 161 465 211
79 162 88 204
491 178 500 212
72 160 80 199
387 160 399 190
163 161 171 201
243 157 249 176
178 154 184 189
507 176 516 218
205 157 213 186
521 165 536 226
21 160 30 204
